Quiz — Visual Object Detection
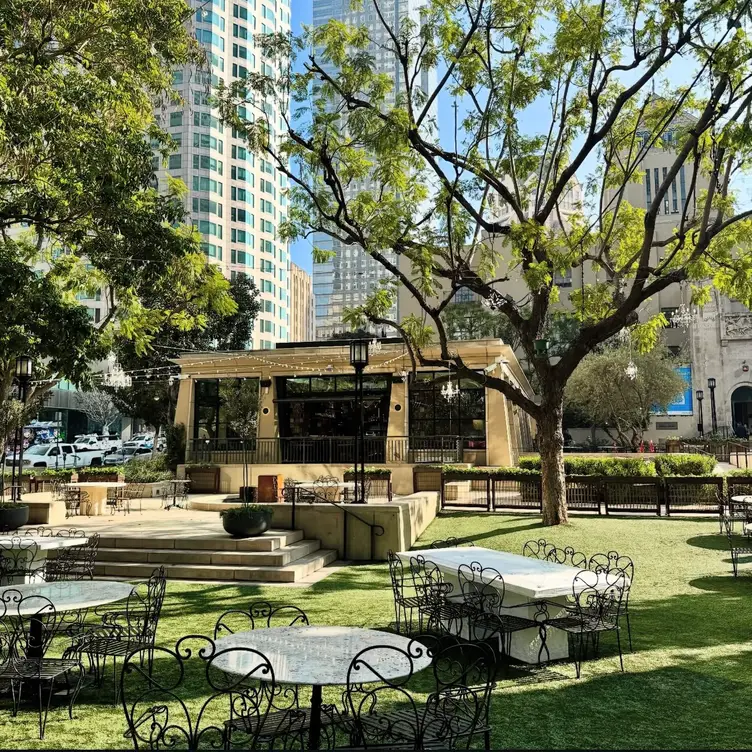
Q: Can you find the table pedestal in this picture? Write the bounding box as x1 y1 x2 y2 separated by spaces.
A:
81 487 109 516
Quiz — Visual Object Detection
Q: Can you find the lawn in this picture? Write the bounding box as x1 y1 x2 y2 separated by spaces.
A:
2 513 751 749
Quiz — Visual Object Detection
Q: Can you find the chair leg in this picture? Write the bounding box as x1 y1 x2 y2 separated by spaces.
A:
69 666 84 719
39 679 55 739
573 633 587 679
484 729 491 752
625 608 633 652
615 628 625 673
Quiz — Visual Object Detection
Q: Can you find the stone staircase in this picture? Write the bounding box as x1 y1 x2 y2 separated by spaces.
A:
93 529 336 584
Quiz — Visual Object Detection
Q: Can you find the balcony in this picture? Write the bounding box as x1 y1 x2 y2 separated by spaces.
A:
186 436 485 466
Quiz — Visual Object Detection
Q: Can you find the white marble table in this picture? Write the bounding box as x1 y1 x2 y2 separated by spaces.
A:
214 625 431 749
397 546 590 663
0 579 134 616
65 481 126 516
0 535 87 584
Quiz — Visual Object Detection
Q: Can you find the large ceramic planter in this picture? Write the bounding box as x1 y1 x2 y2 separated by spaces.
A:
221 509 272 538
0 504 30 532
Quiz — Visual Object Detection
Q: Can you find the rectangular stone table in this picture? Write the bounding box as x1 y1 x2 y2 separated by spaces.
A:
0 535 87 584
397 546 588 663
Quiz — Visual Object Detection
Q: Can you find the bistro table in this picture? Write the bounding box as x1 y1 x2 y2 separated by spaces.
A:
213 625 432 750
731 495 752 533
398 546 608 663
0 579 135 657
0 535 87 584
163 479 191 511
64 481 126 516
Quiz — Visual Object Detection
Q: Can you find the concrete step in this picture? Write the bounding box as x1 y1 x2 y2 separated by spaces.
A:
92 549 337 583
96 539 323 567
96 529 304 552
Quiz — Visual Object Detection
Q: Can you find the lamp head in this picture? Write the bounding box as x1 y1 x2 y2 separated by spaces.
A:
349 339 369 369
708 377 716 390
14 355 33 380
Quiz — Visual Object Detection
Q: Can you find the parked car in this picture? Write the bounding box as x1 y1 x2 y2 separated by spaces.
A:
72 445 109 467
103 447 153 465
128 434 154 449
5 443 82 469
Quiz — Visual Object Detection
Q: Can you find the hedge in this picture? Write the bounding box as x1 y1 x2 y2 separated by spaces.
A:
344 467 392 478
123 456 174 483
653 454 717 476
518 456 657 476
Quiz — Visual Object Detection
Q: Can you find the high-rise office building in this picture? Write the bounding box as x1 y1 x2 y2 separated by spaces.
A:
311 0 432 339
154 0 292 350
290 262 315 341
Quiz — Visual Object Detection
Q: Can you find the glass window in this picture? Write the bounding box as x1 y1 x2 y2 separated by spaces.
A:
168 154 181 170
170 111 183 127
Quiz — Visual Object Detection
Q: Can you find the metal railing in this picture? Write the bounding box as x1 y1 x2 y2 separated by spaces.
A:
283 482 384 560
186 436 472 465
680 439 751 466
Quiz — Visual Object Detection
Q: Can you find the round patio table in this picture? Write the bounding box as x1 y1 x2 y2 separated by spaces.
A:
212 625 432 750
64 482 126 516
0 535 87 584
0 580 135 656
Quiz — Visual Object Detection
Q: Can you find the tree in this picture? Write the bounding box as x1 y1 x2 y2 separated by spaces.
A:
217 0 752 524
0 1 236 430
76 389 120 434
565 346 686 449
106 275 262 432
442 302 519 343
219 379 260 495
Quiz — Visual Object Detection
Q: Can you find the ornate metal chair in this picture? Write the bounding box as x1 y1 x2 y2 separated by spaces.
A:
588 550 635 650
0 537 43 584
722 514 752 577
120 635 307 750
47 532 100 581
543 569 627 678
214 600 309 639
344 637 496 750
0 589 85 738
522 538 556 560
63 487 82 517
546 546 587 568
430 537 476 549
78 566 167 702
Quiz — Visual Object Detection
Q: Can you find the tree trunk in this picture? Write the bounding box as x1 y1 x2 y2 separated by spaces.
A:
538 391 568 526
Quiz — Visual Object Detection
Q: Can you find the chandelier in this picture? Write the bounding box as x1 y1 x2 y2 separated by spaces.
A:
481 290 506 312
672 303 693 329
441 372 459 401
625 360 638 380
103 360 132 389
368 338 382 356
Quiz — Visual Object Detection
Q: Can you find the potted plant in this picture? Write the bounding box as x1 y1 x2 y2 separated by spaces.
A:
219 379 260 502
221 502 273 538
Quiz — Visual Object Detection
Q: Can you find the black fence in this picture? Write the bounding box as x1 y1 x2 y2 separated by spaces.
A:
440 472 725 516
187 436 467 465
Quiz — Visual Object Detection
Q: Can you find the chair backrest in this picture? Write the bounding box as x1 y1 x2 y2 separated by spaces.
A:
408 554 447 600
457 561 504 612
54 528 87 539
431 537 476 549
0 536 40 584
124 566 167 642
588 550 635 585
546 546 587 569
722 512 735 542
23 527 55 537
345 640 425 749
0 589 60 658
572 569 626 628
120 635 280 751
428 640 496 748
214 601 309 639
522 538 554 560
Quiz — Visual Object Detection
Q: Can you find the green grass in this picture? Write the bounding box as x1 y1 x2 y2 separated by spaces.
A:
3 513 752 749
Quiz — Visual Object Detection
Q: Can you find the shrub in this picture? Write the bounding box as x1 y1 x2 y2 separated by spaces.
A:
124 455 174 483
519 456 656 476
344 467 392 477
165 423 186 471
79 465 124 477
220 504 273 520
654 454 716 476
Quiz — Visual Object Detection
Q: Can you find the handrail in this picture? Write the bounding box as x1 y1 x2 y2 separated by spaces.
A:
728 441 750 469
284 480 385 561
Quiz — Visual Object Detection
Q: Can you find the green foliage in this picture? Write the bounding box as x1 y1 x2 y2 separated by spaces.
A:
653 454 717 477
165 424 187 471
220 504 274 520
565 345 686 448
344 467 392 477
123 455 174 483
519 456 658 477
442 465 541 478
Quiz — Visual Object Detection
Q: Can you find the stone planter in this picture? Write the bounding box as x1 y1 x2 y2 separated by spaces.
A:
0 504 30 531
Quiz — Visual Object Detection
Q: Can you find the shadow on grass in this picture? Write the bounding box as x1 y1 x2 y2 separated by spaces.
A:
686 533 730 551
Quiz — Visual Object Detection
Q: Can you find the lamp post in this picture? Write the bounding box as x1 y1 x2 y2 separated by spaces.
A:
708 377 718 435
696 390 704 438
10 356 33 503
54 411 63 470
349 340 369 504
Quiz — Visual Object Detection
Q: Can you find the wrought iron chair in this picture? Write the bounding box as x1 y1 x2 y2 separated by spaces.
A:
722 514 752 577
543 569 627 678
522 538 556 560
546 546 587 568
125 483 145 514
0 537 43 584
588 550 635 650
107 486 129 515
120 635 309 751
342 475 373 504
63 487 82 517
456 561 546 664
344 637 496 750
23 527 55 537
214 600 309 638
430 537 476 549
0 589 85 738
47 532 100 582
78 566 167 702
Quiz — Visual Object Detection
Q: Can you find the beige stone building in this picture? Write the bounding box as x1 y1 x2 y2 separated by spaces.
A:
173 338 536 493
289 263 315 342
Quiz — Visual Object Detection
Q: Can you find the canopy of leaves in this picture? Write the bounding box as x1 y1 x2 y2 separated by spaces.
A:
565 345 687 448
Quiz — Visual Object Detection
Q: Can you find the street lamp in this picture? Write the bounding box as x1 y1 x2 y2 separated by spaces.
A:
696 390 704 437
349 340 369 505
10 356 33 503
708 378 718 435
